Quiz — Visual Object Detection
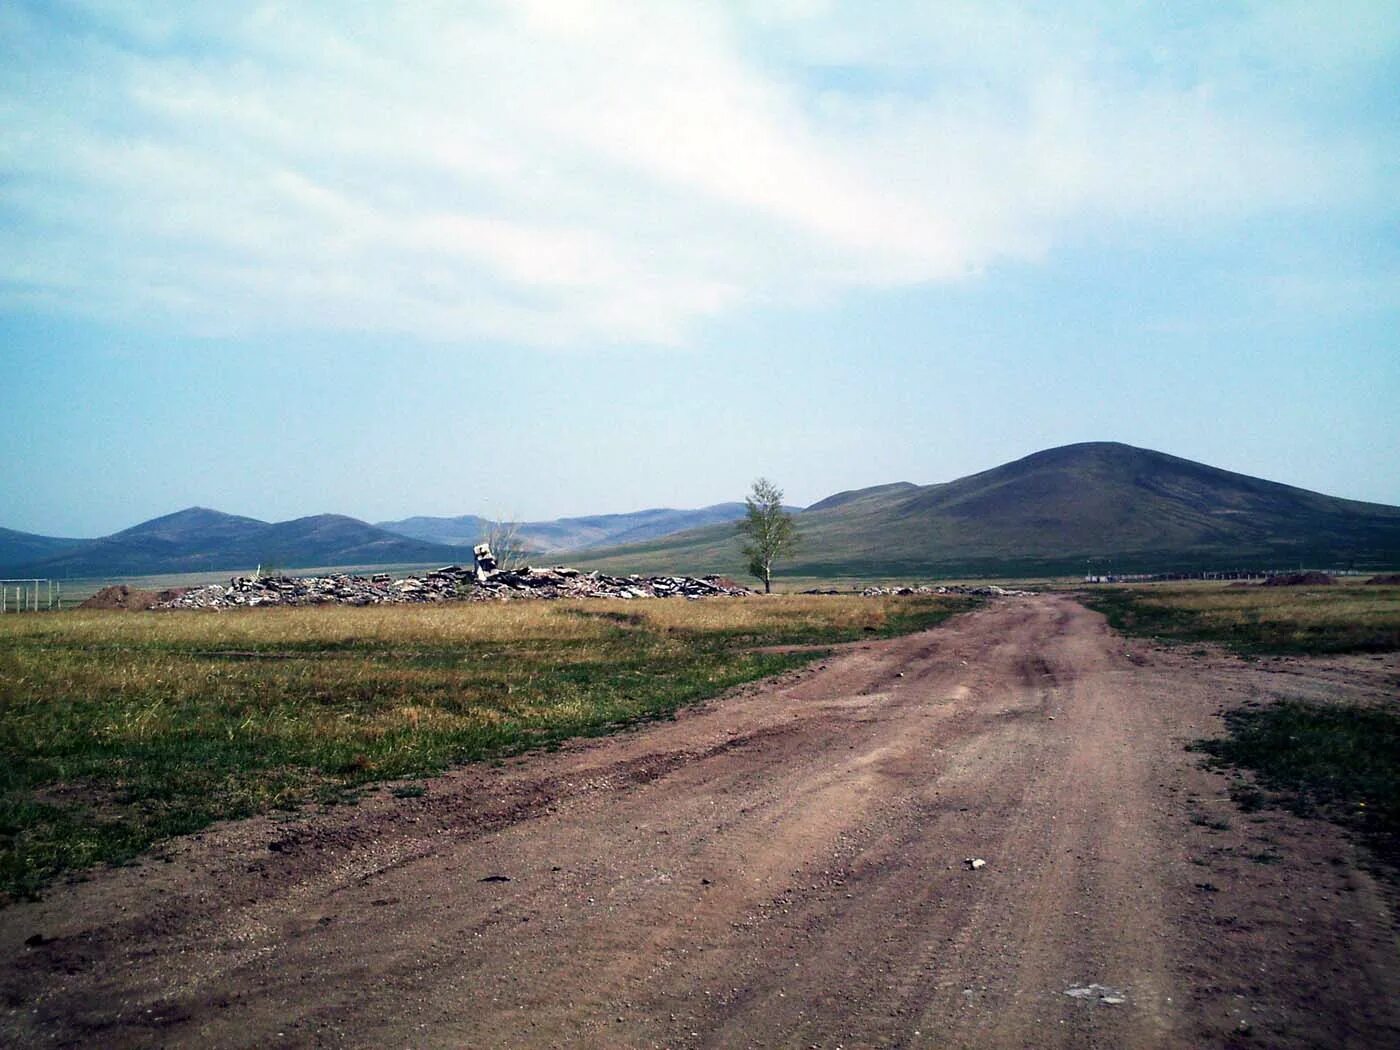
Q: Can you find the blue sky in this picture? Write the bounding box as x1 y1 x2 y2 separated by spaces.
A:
3 1 1398 537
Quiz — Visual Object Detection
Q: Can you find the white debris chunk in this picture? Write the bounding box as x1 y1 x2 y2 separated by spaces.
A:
1065 983 1127 1005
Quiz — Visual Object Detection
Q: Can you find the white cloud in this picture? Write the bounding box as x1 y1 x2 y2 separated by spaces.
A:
0 0 1391 347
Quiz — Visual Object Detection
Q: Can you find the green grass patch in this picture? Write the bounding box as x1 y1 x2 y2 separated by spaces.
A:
1081 583 1400 654
0 593 973 902
1192 700 1400 875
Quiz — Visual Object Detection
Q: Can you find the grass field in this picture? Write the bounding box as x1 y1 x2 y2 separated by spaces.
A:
1081 581 1400 654
0 593 975 903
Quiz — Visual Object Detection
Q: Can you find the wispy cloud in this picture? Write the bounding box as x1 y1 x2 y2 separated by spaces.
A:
1 0 1392 346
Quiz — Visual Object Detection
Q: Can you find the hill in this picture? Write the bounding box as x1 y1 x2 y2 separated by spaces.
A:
0 527 86 573
9 444 1399 580
4 508 469 578
571 443 1400 578
371 514 492 548
2 502 755 580
376 504 749 553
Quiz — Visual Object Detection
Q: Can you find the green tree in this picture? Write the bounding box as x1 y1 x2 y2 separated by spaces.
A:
738 477 799 593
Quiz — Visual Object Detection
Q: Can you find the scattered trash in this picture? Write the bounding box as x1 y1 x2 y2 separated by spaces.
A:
1065 983 1127 1005
965 857 987 870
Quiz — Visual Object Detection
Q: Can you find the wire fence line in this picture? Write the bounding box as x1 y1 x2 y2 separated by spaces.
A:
0 579 60 612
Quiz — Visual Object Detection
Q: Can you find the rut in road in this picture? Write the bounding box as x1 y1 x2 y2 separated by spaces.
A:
4 595 1398 1049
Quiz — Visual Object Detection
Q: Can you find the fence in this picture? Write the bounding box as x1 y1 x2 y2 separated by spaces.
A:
1084 569 1374 584
0 579 60 612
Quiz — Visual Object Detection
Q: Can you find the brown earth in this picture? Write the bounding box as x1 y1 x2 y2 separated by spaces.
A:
77 584 188 610
3 596 1398 1048
1262 572 1335 587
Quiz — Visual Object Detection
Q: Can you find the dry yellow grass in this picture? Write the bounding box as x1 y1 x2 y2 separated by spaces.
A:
7 593 909 649
1083 581 1400 653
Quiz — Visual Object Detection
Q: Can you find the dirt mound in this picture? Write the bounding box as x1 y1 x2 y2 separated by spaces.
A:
79 585 189 610
1366 574 1400 585
1262 572 1334 587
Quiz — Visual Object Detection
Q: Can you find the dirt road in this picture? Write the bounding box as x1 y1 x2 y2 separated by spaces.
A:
3 596 1398 1048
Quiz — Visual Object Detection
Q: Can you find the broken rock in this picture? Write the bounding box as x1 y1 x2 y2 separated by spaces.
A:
154 566 753 610
1065 983 1127 1005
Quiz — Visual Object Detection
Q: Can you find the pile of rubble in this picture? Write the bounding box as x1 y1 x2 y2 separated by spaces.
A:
473 567 750 601
155 565 752 610
802 584 1034 598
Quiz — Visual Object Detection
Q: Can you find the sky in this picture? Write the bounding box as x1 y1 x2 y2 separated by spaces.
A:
3 0 1398 538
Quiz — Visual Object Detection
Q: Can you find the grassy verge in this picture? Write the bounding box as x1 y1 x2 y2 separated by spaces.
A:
0 593 974 902
1192 700 1400 875
1081 583 1400 654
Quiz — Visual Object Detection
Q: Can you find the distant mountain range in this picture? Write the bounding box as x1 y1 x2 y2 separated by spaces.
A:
374 504 750 553
0 503 752 579
0 509 469 579
0 527 87 570
571 443 1400 578
5 443 1398 580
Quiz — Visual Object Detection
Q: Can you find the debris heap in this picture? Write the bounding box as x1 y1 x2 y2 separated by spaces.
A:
155 565 752 610
803 584 1035 598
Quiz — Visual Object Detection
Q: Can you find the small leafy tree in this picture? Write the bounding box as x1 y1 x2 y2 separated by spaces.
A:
738 477 798 593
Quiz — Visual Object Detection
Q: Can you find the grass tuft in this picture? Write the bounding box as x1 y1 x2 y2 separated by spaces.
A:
1192 701 1400 875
